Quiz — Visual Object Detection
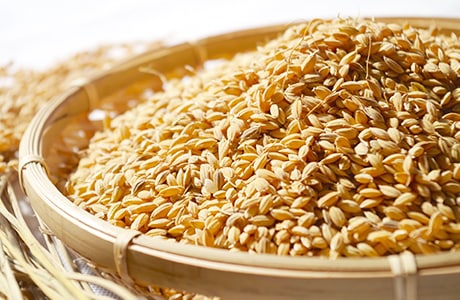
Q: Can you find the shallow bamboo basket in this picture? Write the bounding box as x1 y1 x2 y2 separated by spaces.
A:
18 18 460 300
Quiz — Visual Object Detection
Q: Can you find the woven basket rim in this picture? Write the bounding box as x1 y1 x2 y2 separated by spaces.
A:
19 17 460 298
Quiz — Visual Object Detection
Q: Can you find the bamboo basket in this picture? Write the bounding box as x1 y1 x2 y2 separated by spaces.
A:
18 18 460 300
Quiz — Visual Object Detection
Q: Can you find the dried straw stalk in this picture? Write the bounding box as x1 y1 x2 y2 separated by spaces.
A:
0 172 148 299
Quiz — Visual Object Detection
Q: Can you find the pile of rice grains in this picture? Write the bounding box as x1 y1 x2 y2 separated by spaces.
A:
67 17 460 261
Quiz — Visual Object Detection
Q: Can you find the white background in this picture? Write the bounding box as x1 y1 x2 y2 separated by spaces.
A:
1 0 460 69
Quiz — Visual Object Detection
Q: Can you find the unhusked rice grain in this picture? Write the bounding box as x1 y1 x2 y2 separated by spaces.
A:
66 18 460 258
